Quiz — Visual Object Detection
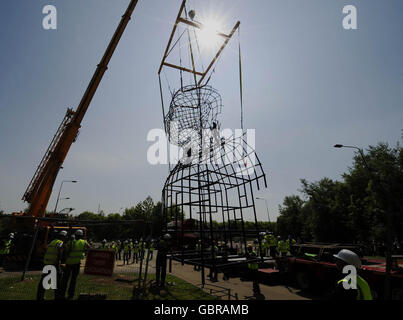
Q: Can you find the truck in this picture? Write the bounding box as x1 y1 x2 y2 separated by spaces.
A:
269 243 403 300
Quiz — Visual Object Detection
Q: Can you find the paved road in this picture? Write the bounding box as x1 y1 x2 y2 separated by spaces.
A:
167 260 309 300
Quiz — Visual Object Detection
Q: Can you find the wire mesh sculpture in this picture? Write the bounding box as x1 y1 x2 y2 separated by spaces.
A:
165 85 222 151
158 1 267 286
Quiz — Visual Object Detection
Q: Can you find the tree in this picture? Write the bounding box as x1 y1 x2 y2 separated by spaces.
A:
275 142 403 245
277 195 304 239
299 178 353 242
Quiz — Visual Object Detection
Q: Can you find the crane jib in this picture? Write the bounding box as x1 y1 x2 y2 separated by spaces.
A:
23 0 139 217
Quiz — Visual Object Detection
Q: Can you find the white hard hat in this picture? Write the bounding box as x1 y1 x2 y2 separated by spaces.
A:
59 230 68 237
102 239 107 242
333 249 362 269
75 229 84 236
9 233 14 238
189 10 196 20
163 234 171 240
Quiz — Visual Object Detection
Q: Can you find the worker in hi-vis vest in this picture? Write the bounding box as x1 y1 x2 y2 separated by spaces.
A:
0 233 14 255
247 244 261 296
332 249 373 300
156 234 171 288
277 236 288 257
267 233 277 259
148 240 155 261
132 241 139 264
37 230 67 300
59 229 90 300
123 240 130 265
101 239 107 249
116 240 122 260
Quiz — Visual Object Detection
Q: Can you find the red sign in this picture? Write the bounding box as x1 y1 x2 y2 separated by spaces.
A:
84 249 115 276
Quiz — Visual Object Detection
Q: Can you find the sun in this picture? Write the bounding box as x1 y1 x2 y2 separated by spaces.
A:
196 18 225 52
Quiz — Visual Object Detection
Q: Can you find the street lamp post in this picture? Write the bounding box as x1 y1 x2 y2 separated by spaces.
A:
334 143 393 299
256 197 270 223
54 180 77 215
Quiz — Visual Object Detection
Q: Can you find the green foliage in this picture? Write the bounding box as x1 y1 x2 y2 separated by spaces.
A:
74 197 164 241
276 143 403 244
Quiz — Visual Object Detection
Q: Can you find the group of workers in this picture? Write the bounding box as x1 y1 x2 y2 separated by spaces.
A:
102 234 171 288
98 238 154 265
36 229 90 300
260 232 297 258
29 227 374 300
37 231 172 299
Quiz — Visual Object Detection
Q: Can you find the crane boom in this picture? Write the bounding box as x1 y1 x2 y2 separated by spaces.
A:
22 0 139 217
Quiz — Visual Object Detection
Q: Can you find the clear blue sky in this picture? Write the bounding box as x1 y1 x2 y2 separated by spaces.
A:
0 0 402 221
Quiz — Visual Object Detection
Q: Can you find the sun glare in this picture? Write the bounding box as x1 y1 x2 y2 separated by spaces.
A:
197 18 225 52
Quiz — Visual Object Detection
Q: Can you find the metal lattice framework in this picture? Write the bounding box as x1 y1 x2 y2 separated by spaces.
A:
165 85 222 149
162 134 267 285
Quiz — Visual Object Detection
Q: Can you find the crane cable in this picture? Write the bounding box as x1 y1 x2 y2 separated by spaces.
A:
238 26 244 133
179 29 183 90
238 26 247 167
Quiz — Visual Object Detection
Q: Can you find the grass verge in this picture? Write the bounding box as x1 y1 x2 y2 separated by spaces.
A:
0 272 216 300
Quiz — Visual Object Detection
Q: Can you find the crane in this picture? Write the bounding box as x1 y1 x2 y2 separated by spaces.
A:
20 0 139 220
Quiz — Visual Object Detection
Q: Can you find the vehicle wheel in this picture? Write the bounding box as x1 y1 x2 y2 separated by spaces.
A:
296 272 310 290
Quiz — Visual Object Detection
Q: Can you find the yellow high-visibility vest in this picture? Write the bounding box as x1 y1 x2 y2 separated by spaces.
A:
248 250 259 269
277 240 288 253
43 239 63 265
337 275 373 300
0 240 12 254
66 239 86 265
269 236 277 246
